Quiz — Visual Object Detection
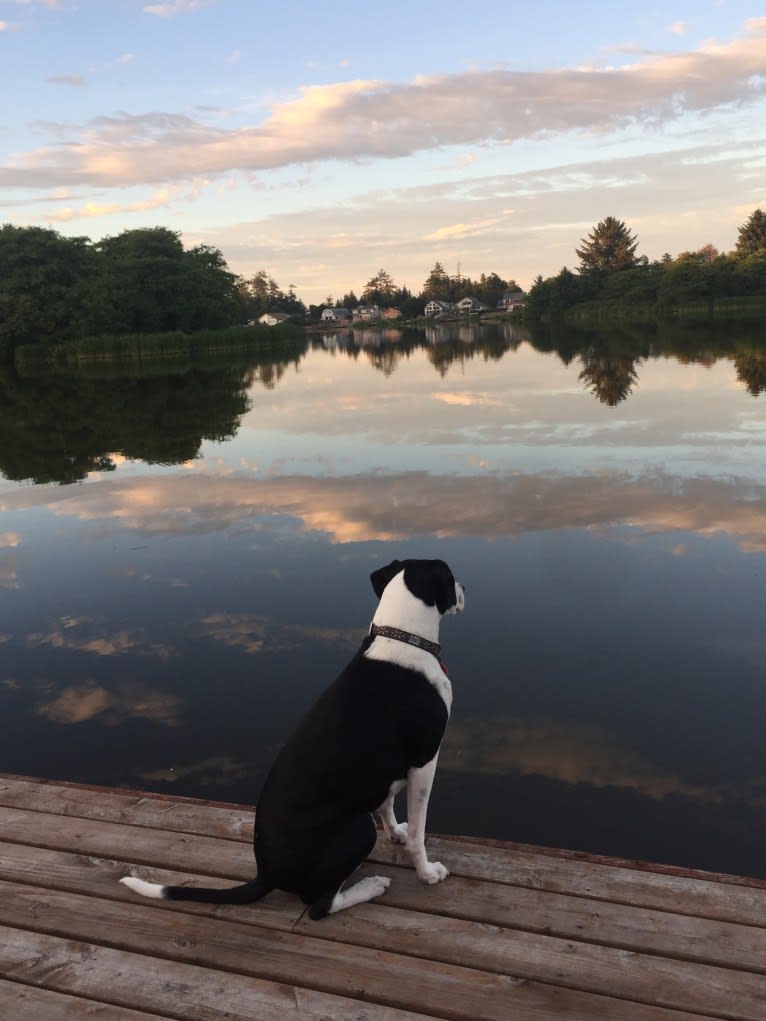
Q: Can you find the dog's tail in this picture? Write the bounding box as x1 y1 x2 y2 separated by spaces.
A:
120 874 273 905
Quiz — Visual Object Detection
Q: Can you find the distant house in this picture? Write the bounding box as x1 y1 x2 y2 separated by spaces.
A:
258 312 291 326
497 290 527 311
424 300 452 317
321 307 351 322
456 296 486 314
352 304 382 321
382 307 402 320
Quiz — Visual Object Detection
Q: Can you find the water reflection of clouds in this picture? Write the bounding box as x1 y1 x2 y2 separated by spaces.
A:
441 715 765 807
136 756 251 789
37 680 181 727
5 470 766 553
0 553 20 590
201 612 362 655
26 617 178 660
432 391 508 408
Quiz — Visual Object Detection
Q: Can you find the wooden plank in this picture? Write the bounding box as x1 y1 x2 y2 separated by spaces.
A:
0 775 252 843
0 805 256 882
297 896 766 1020
5 776 766 929
4 838 766 981
374 837 766 927
357 863 766 973
0 979 169 1021
0 838 302 932
0 882 717 1021
0 928 435 1021
9 792 766 951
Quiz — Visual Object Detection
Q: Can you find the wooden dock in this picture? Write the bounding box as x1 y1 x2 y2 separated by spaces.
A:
1 774 765 1020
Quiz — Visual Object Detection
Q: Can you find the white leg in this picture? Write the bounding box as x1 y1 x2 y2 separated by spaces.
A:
405 754 449 884
377 779 408 843
328 875 391 914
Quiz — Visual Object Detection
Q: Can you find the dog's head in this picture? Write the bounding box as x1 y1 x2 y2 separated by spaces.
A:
370 559 465 616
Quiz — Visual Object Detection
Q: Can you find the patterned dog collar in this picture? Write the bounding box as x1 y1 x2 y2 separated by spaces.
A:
369 624 441 659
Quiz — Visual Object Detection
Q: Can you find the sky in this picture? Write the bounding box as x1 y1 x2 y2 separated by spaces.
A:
1 1 765 304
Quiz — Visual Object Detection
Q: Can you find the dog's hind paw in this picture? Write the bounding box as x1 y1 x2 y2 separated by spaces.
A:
416 860 449 885
362 875 392 898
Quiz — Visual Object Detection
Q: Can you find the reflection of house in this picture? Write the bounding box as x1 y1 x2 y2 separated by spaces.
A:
382 307 402 320
321 307 351 322
258 312 291 326
497 290 527 311
456 296 486 314
352 304 382 321
424 300 452 317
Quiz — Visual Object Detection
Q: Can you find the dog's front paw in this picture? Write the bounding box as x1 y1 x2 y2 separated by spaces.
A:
416 860 449 885
389 822 408 844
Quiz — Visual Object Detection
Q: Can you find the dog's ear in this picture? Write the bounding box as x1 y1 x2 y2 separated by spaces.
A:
370 560 402 598
403 559 458 615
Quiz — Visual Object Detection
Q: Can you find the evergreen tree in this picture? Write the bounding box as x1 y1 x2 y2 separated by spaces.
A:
576 217 639 275
734 209 766 258
422 262 452 301
361 269 397 305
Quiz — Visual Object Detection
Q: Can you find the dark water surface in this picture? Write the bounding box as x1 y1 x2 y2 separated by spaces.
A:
2 322 766 877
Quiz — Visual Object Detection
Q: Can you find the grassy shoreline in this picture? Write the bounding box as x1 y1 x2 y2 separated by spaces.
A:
13 323 305 371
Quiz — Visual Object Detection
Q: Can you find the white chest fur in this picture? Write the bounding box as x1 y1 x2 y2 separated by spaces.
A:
364 638 453 713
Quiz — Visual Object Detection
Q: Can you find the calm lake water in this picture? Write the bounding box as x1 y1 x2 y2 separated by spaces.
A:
2 320 766 877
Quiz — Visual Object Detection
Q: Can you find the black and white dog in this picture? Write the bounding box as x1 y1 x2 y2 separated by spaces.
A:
121 558 464 919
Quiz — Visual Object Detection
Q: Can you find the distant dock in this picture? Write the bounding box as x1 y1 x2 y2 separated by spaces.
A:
1 773 764 1019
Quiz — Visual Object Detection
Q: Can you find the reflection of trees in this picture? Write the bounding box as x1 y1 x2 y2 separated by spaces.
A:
365 346 404 376
318 323 522 377
0 362 257 484
578 351 640 406
244 360 294 390
734 351 766 396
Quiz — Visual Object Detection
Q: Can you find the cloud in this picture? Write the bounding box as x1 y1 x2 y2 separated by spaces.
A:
143 0 215 16
440 714 765 805
136 756 251 787
425 215 505 241
47 182 205 222
26 617 177 659
37 680 181 726
6 468 766 551
0 532 21 548
432 392 505 407
48 75 85 87
668 21 691 36
200 612 360 655
0 554 19 590
3 19 766 191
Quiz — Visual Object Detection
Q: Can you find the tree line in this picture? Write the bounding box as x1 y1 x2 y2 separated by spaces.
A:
0 221 524 360
526 210 766 319
3 211 765 361
241 263 521 322
0 224 249 360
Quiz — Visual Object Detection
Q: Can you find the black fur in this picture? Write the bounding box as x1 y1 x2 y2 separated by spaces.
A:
142 559 457 919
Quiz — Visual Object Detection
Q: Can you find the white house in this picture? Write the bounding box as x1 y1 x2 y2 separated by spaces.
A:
424 300 452 317
456 296 486 314
321 307 351 322
352 304 382 321
258 312 291 326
